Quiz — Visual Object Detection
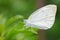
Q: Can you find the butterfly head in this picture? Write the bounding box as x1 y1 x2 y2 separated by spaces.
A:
24 19 31 27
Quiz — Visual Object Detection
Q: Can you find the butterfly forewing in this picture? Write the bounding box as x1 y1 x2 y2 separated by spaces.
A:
28 5 57 22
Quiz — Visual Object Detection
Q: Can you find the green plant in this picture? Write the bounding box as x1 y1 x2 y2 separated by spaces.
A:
0 14 38 40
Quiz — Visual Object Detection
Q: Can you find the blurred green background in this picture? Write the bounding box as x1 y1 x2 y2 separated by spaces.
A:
0 0 60 40
0 0 36 18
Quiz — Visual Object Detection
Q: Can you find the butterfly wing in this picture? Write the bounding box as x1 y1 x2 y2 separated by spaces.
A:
25 5 57 30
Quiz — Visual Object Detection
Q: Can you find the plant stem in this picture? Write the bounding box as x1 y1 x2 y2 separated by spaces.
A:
36 0 46 40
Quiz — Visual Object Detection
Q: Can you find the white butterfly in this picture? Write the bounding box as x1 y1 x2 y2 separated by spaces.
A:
24 4 57 30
